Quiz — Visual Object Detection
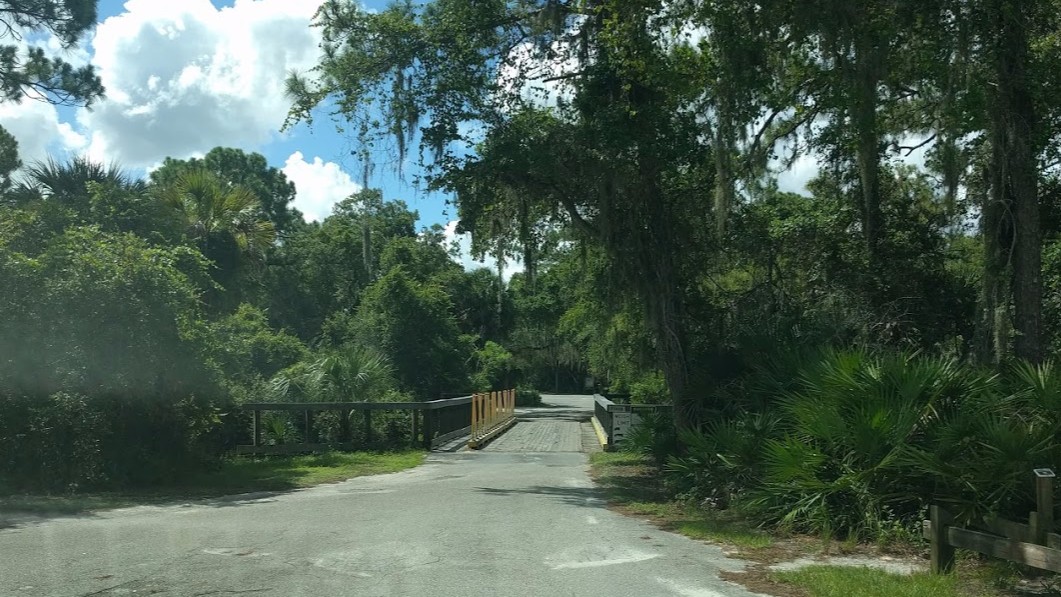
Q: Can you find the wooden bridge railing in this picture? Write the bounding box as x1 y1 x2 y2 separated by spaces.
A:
468 389 516 449
238 395 473 454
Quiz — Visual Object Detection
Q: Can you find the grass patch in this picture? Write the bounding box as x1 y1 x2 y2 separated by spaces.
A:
1 451 424 518
771 565 970 597
589 451 772 550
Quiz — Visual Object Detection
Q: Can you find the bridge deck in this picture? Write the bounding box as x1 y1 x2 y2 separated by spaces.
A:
480 394 601 453
481 421 583 452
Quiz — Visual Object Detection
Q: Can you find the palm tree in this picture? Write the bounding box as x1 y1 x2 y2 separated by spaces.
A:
272 346 395 403
13 156 146 209
160 170 276 310
160 169 276 262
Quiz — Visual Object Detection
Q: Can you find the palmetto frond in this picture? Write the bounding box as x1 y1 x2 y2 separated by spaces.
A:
160 169 276 255
18 156 145 206
271 346 396 404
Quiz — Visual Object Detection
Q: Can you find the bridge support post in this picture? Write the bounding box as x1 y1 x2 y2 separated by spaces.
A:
422 409 434 449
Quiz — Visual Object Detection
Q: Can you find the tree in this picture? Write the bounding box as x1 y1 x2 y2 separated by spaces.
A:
13 156 145 211
288 0 715 428
263 191 419 339
981 0 1044 362
0 226 223 488
355 266 472 399
204 303 307 385
0 0 104 106
1 157 179 253
0 124 18 191
151 148 302 236
272 346 394 403
159 169 276 310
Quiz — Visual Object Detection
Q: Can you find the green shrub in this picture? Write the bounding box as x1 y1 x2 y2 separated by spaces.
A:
666 348 1061 540
623 410 679 467
0 229 227 491
471 341 514 391
516 386 542 406
628 371 669 404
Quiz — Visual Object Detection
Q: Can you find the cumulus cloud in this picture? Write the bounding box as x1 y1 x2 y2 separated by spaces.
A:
281 151 361 222
442 220 524 281
0 100 87 166
776 154 819 196
79 0 324 167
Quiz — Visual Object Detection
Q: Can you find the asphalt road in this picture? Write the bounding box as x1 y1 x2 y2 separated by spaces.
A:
0 394 763 597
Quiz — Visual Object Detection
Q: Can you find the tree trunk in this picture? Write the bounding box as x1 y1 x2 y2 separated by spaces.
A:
712 110 735 237
853 33 884 267
988 0 1042 362
977 168 1012 364
636 165 694 431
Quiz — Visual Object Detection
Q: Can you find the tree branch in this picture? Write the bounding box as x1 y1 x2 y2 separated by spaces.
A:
895 133 936 156
556 191 600 239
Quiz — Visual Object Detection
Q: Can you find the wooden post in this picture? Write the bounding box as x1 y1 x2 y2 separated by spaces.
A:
411 409 419 447
1033 469 1055 544
930 505 956 574
253 409 261 447
304 409 314 444
364 410 373 447
470 394 477 441
422 409 434 449
339 409 350 443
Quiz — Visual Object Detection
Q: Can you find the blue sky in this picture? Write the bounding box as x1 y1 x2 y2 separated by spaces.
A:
18 0 455 231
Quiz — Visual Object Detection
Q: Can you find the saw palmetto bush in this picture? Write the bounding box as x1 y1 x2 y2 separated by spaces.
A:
898 360 1061 524
666 348 1061 539
744 349 982 538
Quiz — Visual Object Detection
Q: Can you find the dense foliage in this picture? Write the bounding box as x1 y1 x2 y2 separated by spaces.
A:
283 0 1061 537
3 0 1061 543
0 149 541 489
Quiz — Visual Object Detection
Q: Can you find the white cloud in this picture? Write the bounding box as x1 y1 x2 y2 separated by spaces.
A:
776 154 819 196
0 100 87 166
281 151 361 222
442 220 524 281
497 22 585 111
79 0 325 167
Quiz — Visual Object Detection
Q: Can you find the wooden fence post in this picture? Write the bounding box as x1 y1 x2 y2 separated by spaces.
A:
411 409 419 447
253 409 261 447
364 410 373 446
931 505 956 574
422 408 434 449
304 409 314 444
339 409 350 443
1033 469 1056 544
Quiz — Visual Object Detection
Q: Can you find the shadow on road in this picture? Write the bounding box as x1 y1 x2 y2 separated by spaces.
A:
474 485 606 508
516 409 591 423
0 490 289 531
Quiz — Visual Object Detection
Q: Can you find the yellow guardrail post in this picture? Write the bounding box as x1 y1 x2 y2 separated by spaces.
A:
468 387 518 449
471 392 478 440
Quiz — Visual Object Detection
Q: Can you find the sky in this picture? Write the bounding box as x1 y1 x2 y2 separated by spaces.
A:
1 0 835 273
2 0 508 270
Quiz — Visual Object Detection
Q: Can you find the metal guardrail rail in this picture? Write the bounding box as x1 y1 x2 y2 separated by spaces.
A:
592 394 672 451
